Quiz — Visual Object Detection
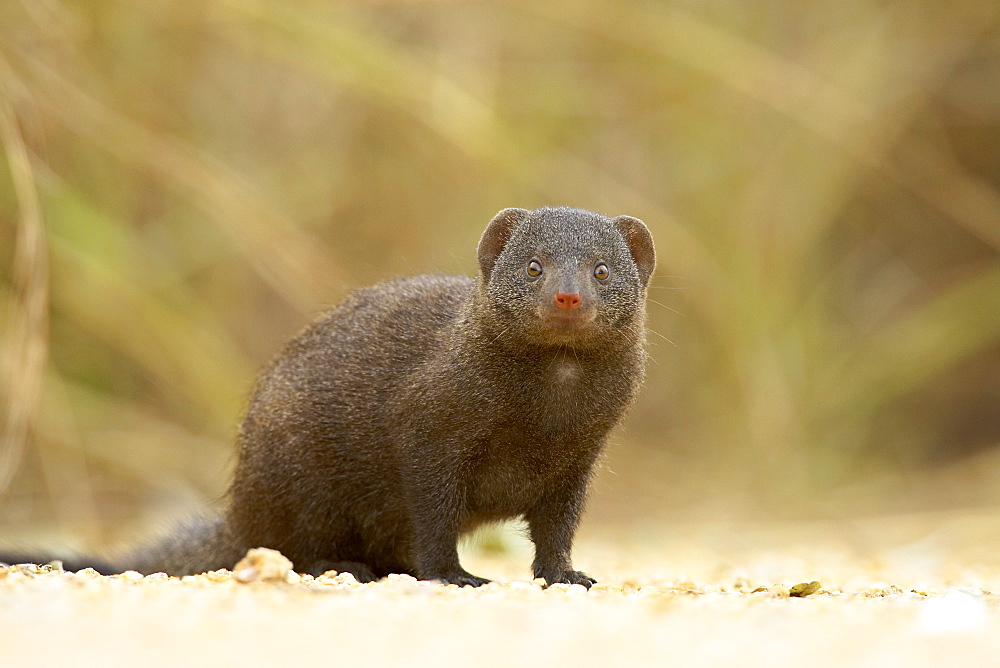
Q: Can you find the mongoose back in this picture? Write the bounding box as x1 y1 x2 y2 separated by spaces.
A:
2 206 655 587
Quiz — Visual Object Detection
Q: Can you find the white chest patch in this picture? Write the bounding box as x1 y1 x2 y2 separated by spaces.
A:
553 359 580 384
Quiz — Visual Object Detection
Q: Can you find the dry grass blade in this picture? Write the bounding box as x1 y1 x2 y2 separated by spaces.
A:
15 58 342 313
823 263 1000 420
0 87 49 493
524 0 1000 250
210 0 524 179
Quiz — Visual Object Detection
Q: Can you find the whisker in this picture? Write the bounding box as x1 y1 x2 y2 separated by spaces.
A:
646 328 677 347
621 321 662 365
489 325 511 345
546 345 565 376
647 298 685 317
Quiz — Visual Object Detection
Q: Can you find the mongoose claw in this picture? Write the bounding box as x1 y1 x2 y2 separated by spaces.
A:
540 569 597 589
432 570 492 587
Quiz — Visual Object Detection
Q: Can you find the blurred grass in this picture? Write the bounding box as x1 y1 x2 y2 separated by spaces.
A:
1 0 999 548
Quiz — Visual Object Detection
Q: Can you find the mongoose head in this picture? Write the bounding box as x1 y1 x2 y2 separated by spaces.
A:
477 206 655 347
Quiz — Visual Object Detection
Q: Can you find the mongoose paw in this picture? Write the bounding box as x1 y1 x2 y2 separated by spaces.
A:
431 570 491 587
539 569 597 589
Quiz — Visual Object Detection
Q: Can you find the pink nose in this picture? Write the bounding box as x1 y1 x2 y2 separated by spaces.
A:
554 292 582 310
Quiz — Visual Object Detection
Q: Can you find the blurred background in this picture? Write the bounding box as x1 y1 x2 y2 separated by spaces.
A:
1 0 999 554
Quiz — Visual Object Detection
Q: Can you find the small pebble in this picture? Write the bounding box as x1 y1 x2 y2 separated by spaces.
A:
232 548 293 584
789 581 821 597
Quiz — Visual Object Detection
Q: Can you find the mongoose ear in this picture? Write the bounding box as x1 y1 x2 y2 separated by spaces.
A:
613 215 656 286
478 208 528 280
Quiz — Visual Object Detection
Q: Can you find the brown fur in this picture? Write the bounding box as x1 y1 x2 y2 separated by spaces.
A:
2 207 655 587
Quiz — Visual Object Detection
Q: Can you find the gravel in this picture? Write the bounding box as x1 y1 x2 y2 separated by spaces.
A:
3 537 1000 667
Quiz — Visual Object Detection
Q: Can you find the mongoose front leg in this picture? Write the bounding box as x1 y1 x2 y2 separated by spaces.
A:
526 475 596 588
406 476 490 587
413 543 490 588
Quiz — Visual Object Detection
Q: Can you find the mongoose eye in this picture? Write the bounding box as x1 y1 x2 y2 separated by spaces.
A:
594 262 610 281
526 259 543 278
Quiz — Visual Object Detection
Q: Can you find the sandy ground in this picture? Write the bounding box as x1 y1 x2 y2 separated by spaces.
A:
4 514 1000 667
